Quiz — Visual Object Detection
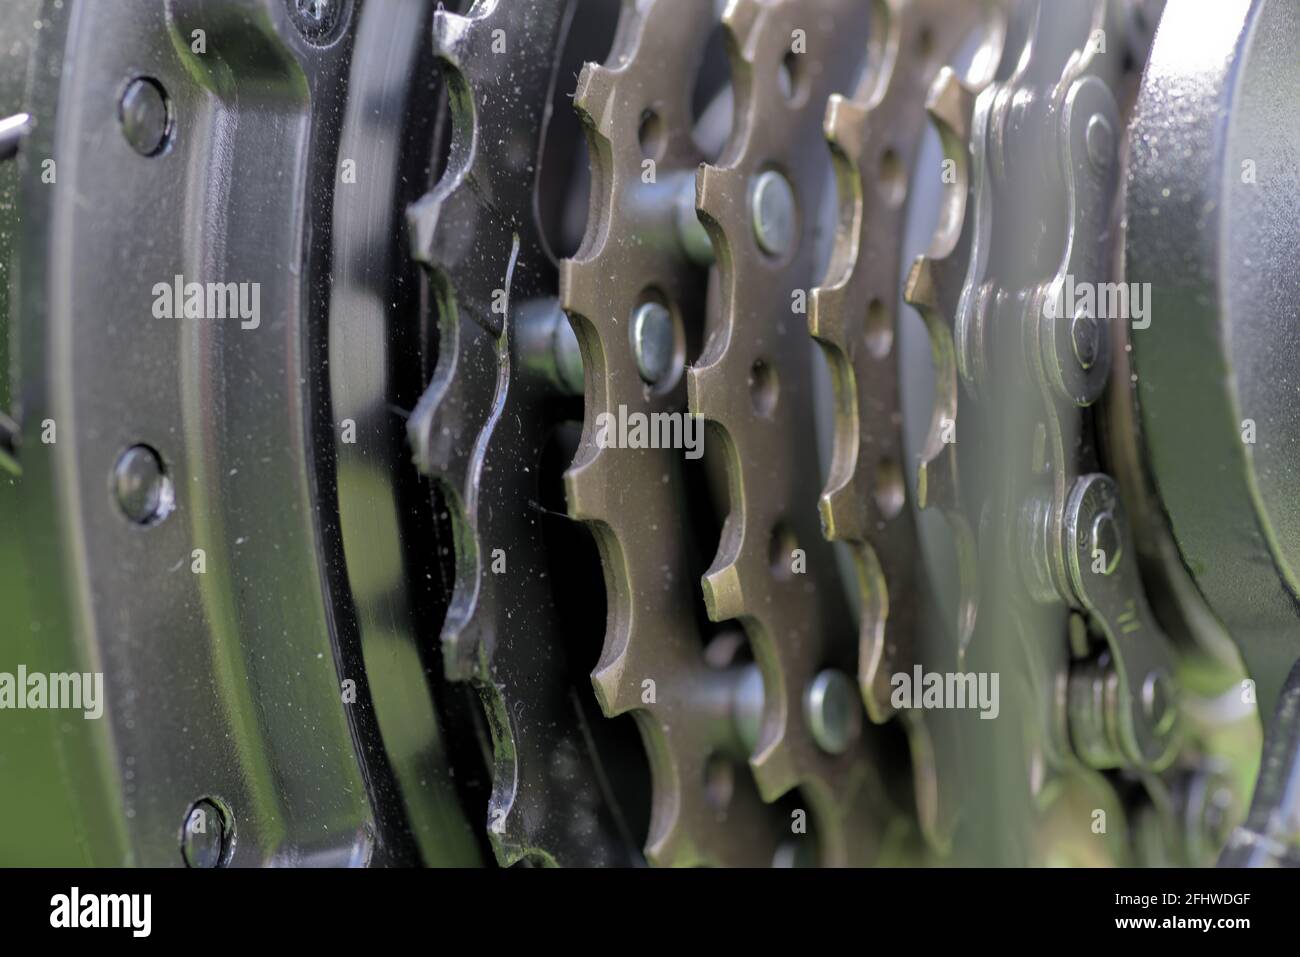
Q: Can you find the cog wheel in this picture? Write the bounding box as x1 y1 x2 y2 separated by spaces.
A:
561 0 788 867
0 0 1270 875
808 0 997 724
687 0 892 865
804 0 1008 854
406 0 637 867
898 46 1009 660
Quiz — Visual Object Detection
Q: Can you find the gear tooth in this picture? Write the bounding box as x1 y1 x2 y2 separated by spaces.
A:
701 553 745 623
558 259 598 312
915 454 936 512
824 93 868 160
478 689 532 867
591 653 634 715
694 163 740 230
433 0 507 69
686 361 726 421
573 61 618 132
440 605 482 684
917 441 958 513
720 0 765 56
406 190 444 267
557 256 579 294
927 66 974 142
809 285 851 345
749 730 799 801
852 542 895 724
903 255 939 310
432 5 475 68
862 666 896 725
407 179 485 271
820 477 864 542
562 447 609 523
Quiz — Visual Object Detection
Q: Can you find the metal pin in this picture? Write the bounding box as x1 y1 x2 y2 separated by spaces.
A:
630 302 675 385
751 169 797 258
805 669 862 755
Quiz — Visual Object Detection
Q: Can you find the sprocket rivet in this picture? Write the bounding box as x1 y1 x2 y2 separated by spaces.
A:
631 302 675 385
751 170 797 257
805 670 862 756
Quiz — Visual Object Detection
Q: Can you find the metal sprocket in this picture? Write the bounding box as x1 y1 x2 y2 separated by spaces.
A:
561 0 787 867
406 0 638 867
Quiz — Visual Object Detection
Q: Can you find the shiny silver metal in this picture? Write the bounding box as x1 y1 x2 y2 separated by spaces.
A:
750 169 797 258
630 301 674 385
804 670 862 756
118 78 171 157
180 799 230 869
1064 473 1180 769
112 444 174 525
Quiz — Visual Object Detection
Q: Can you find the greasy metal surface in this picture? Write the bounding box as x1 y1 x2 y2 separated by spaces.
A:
405 0 638 866
3 0 391 864
809 0 987 724
561 0 786 867
688 0 889 865
1127 0 1300 717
